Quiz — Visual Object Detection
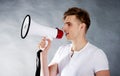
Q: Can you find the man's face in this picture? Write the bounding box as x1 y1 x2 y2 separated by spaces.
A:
62 15 82 40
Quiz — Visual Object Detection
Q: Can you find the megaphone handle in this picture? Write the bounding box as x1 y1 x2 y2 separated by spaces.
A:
35 37 52 76
39 40 48 51
46 36 53 41
40 37 53 51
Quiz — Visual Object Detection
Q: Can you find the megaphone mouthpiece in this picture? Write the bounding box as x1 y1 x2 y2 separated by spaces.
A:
56 28 63 39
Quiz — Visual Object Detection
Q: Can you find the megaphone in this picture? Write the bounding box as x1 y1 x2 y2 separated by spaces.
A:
21 15 63 40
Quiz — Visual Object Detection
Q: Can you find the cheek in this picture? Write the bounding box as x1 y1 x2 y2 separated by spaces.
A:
72 28 80 36
71 26 80 33
69 29 77 37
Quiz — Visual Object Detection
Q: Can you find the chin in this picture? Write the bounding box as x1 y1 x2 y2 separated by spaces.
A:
66 37 72 41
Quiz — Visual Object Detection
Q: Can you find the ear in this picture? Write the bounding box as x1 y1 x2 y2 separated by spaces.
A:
80 23 86 30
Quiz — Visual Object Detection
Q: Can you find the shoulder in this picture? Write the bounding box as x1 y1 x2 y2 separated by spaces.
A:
59 43 71 49
86 42 108 63
49 44 71 64
56 43 71 54
88 42 106 55
88 43 109 72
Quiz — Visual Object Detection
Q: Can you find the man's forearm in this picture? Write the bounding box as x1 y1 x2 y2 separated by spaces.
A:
40 52 49 76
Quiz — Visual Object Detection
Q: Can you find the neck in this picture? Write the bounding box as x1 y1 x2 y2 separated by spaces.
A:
71 36 88 52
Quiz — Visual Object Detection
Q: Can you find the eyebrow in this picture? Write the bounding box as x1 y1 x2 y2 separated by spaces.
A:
64 22 71 24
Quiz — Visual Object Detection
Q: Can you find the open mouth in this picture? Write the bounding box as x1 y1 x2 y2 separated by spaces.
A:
65 33 69 36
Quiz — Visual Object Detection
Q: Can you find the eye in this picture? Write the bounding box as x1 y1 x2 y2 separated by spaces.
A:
67 22 71 26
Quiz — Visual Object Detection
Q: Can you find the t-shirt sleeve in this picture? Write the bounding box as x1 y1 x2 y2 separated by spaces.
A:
49 46 63 66
93 49 109 72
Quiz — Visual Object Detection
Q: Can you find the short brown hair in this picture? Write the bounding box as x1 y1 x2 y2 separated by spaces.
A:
63 7 91 31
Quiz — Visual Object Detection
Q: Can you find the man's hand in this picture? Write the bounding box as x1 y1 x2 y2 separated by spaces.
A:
38 37 51 53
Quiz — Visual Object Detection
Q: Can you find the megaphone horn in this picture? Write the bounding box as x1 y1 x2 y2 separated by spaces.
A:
21 15 31 39
21 15 64 40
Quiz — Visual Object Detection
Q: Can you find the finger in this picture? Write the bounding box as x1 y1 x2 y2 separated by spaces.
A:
38 42 46 49
38 37 46 49
46 38 51 46
42 36 46 40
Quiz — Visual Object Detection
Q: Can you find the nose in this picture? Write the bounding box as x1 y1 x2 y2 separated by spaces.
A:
62 24 67 32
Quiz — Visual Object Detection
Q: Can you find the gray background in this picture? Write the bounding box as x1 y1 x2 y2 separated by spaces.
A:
0 0 120 76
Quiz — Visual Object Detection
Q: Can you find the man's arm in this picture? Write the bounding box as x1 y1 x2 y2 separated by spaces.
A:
95 70 110 76
39 37 58 76
40 53 58 76
48 63 58 76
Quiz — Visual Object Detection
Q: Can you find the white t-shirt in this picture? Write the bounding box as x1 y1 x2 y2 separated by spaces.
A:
49 42 109 76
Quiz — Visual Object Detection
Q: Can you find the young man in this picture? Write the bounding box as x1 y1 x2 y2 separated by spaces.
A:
39 7 110 76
